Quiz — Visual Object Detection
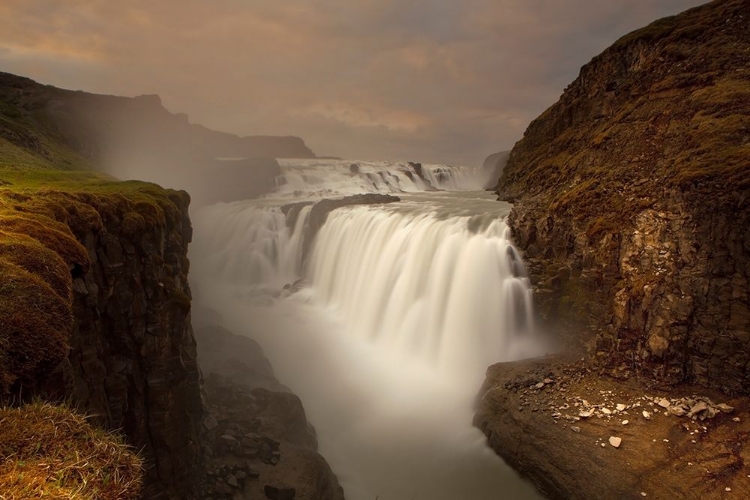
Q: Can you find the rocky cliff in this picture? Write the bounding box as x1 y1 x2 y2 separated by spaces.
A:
41 188 203 499
0 176 203 498
495 0 750 394
193 317 345 500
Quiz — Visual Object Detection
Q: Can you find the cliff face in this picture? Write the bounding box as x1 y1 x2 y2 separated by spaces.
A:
41 189 203 499
496 0 750 394
194 320 345 499
0 178 203 499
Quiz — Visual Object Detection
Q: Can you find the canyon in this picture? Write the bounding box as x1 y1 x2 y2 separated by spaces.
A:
1 0 748 498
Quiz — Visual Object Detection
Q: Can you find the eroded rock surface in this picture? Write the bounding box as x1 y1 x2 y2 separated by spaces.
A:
475 356 750 500
496 0 750 393
194 319 344 500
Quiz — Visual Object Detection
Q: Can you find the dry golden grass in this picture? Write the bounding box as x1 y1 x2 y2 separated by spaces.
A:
0 402 142 500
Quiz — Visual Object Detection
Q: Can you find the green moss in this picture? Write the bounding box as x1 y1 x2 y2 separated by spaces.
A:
0 261 72 393
0 231 71 301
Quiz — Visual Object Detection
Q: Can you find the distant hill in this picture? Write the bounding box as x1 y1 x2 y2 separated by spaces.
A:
0 71 317 202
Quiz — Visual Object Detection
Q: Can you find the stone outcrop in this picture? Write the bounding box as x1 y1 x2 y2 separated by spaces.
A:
495 0 750 394
193 318 344 500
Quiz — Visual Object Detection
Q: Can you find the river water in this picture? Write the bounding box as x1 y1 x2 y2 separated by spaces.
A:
191 159 544 500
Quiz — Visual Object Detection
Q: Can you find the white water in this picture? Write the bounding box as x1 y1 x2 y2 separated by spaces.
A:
273 158 488 198
191 159 544 500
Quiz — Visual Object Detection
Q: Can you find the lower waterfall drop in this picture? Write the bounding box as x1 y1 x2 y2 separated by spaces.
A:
191 169 544 500
307 205 536 380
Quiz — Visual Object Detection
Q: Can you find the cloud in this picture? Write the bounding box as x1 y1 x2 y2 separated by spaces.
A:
0 0 707 166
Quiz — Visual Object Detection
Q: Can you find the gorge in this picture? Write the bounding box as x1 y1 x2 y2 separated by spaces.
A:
1 0 749 498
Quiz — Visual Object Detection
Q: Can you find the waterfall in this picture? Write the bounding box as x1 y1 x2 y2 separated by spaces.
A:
308 206 535 376
271 159 486 198
190 160 543 500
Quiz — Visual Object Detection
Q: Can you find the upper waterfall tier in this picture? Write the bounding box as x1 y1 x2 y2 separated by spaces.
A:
272 159 489 199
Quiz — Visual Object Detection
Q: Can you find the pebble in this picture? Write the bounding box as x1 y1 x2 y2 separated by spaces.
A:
622 420 629 425
642 411 652 420
616 404 626 411
579 410 594 418
601 443 606 448
571 426 581 433
657 399 671 409
641 492 647 497
535 382 545 389
602 408 612 415
733 417 741 422
726 487 731 492
609 436 622 448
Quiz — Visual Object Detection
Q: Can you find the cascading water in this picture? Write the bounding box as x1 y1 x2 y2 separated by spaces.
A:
191 159 544 500
272 159 487 198
308 206 536 378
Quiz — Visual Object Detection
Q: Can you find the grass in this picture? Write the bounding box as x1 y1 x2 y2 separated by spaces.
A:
0 401 142 500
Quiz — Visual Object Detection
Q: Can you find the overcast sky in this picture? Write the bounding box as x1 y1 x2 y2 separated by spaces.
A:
0 0 706 166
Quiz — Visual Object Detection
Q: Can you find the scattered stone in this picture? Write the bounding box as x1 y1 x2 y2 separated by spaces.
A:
601 443 606 448
609 436 622 448
535 382 545 389
579 410 594 418
642 411 651 420
716 404 734 414
616 404 626 411
725 487 731 492
657 399 671 409
226 474 239 488
544 378 553 384
641 493 647 497
733 417 741 422
602 408 612 415
687 401 708 419
668 406 686 417
571 426 581 433
622 420 629 425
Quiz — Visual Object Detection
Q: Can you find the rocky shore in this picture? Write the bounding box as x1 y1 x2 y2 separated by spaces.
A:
475 356 749 500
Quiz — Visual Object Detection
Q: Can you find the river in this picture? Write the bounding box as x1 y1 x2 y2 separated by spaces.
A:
190 159 544 500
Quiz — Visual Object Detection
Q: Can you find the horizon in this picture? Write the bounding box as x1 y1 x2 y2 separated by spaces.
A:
0 0 706 166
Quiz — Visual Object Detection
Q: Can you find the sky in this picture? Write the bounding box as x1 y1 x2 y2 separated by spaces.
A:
0 0 707 166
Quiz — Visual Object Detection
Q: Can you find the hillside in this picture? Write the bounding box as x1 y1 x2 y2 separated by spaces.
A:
0 72 316 203
495 0 749 393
